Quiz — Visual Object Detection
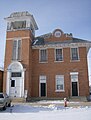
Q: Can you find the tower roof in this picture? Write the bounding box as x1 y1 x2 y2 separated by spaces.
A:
4 11 38 30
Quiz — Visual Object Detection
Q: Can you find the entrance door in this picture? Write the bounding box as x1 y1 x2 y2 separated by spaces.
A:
72 82 78 96
9 78 21 97
40 83 46 97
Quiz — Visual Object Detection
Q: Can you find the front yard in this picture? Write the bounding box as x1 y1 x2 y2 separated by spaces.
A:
0 100 91 120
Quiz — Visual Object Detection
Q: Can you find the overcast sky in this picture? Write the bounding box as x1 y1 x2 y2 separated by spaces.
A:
0 0 91 80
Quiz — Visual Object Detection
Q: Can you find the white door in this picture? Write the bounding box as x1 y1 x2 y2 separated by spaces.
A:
9 77 21 97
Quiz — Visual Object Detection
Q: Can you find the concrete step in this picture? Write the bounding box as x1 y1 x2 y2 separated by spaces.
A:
69 96 87 102
11 97 26 103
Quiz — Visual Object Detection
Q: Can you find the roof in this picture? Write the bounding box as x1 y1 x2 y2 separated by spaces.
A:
4 11 38 30
32 37 91 46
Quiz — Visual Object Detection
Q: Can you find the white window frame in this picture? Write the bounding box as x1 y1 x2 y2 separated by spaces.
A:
55 48 63 62
55 75 64 92
39 49 48 63
70 47 79 61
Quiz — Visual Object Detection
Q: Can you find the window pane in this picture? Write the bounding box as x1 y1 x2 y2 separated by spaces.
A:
18 40 21 60
12 40 17 60
40 49 47 62
56 75 64 91
57 85 63 90
12 40 21 60
40 76 46 80
11 21 26 29
71 74 78 82
11 72 21 77
71 48 79 60
56 49 63 61
11 80 15 87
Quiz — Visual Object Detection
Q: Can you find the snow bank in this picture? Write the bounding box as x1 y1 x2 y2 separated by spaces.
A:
0 101 91 120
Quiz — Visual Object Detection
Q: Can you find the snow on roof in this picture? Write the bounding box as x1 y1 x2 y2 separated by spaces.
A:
0 67 4 71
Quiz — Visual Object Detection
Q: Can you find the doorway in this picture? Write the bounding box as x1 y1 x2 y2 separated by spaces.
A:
7 61 24 98
40 83 46 97
72 82 78 96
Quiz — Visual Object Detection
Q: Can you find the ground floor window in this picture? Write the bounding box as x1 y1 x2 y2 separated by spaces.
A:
55 75 64 91
11 80 15 87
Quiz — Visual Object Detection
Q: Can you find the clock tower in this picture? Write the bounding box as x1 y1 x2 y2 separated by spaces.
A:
3 11 38 98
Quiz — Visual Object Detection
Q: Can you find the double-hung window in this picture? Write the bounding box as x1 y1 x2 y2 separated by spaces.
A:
71 48 79 61
40 49 47 62
56 75 64 91
12 40 21 60
55 49 63 61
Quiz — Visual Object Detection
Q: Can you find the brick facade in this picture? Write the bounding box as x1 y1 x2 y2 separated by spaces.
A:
3 12 91 99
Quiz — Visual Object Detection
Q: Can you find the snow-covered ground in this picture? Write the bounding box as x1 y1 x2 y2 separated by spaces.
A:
0 100 91 120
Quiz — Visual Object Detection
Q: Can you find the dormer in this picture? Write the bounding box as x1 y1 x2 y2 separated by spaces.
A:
4 11 38 36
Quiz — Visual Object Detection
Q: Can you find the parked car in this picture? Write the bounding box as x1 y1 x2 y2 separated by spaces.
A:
0 93 11 110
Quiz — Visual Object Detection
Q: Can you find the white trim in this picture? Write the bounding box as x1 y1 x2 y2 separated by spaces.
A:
32 43 91 49
70 72 79 75
55 90 65 92
6 37 30 40
6 71 10 95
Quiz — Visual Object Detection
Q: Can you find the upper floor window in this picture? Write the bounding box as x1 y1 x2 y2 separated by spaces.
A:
12 40 21 60
55 49 63 61
71 48 79 61
55 75 64 91
39 49 47 62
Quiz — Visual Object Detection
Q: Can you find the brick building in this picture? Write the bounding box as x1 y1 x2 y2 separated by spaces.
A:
3 11 91 99
0 68 3 92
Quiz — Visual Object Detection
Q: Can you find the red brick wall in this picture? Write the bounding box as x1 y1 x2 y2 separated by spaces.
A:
32 47 89 98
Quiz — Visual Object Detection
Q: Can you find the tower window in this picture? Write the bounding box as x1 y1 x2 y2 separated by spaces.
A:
11 21 26 29
12 40 21 60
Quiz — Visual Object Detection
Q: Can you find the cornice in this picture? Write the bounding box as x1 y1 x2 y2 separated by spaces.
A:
32 42 91 49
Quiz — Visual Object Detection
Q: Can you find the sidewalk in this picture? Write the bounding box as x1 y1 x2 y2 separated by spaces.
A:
25 100 91 107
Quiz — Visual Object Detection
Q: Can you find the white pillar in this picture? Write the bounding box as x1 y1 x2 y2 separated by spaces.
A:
6 71 10 95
